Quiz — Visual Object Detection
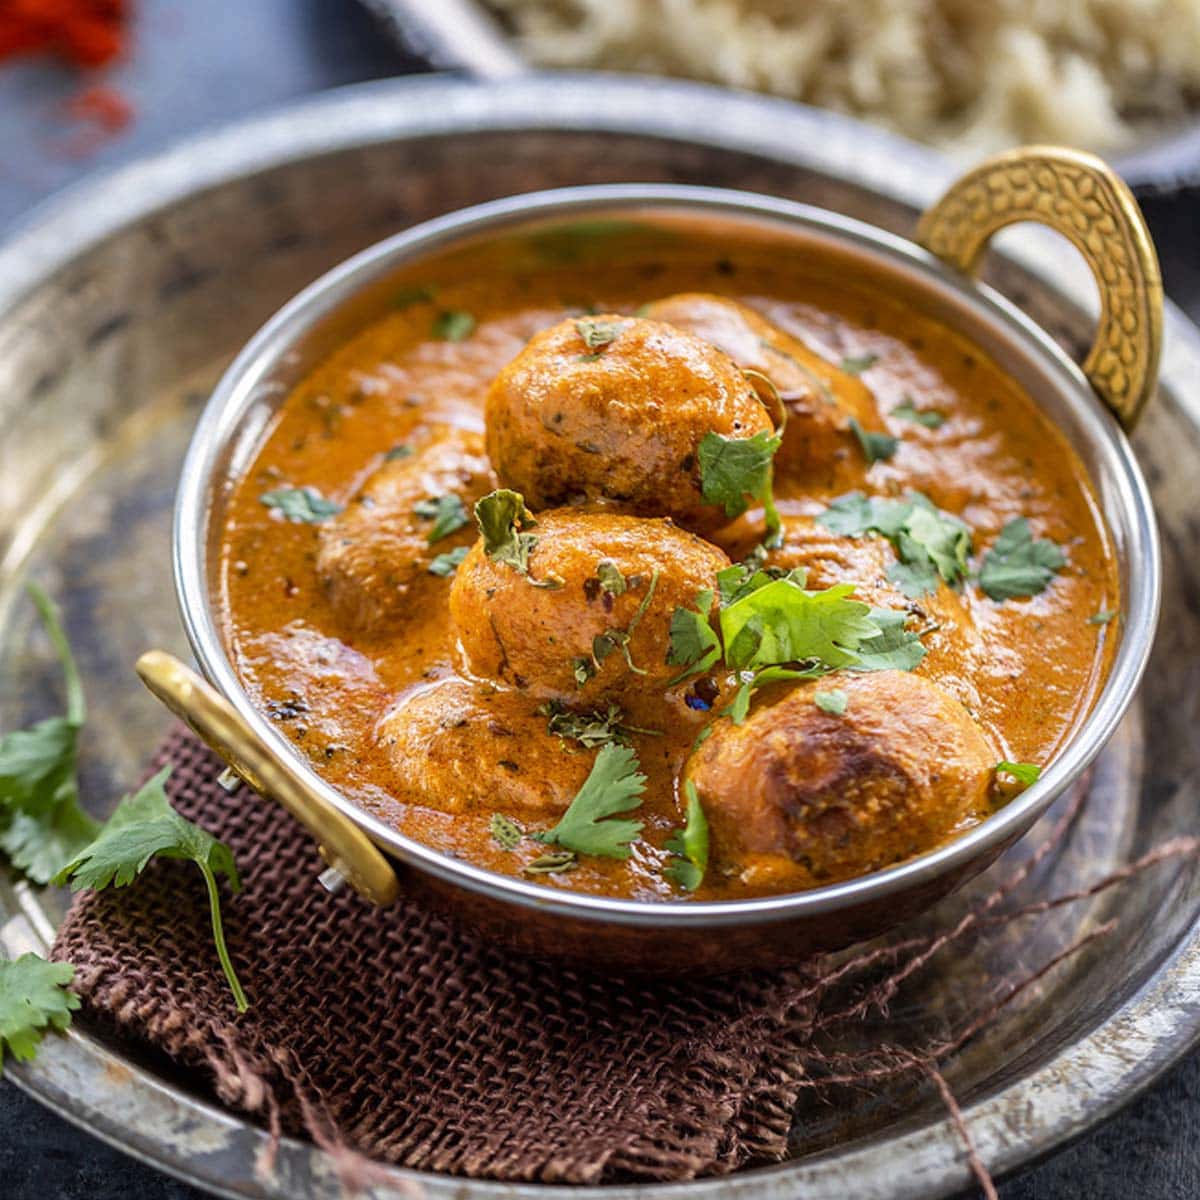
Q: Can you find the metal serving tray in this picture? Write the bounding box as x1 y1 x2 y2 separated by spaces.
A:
1 74 1198 1199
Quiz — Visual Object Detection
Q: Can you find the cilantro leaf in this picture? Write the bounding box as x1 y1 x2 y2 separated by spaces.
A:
54 768 248 1012
393 284 435 309
814 689 848 715
473 489 562 589
575 317 626 351
432 310 475 341
666 589 721 683
0 954 78 1065
385 444 415 461
697 430 782 525
664 781 709 891
413 494 468 543
995 761 1042 786
1089 609 1118 625
852 608 927 672
595 560 626 596
850 418 899 464
719 579 880 672
979 519 1066 601
259 487 341 524
892 400 945 428
523 850 578 875
428 545 470 577
0 584 100 883
819 491 970 596
532 743 646 859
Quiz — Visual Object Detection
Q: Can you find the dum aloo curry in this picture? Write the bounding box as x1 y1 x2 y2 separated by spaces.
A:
217 219 1119 901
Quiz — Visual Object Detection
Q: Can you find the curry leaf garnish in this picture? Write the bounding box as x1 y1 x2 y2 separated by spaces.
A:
428 545 470 577
0 954 78 1065
697 430 783 538
666 589 721 683
814 689 848 715
995 761 1042 786
849 418 898 464
840 353 879 375
0 584 100 883
892 400 945 429
575 317 626 351
978 519 1066 601
664 781 709 891
432 310 475 341
539 701 659 749
818 491 971 598
259 487 341 524
490 812 523 850
474 489 563 589
532 743 647 860
54 767 248 1013
413 494 469 544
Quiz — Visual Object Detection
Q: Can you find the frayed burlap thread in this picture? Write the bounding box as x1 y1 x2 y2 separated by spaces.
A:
51 730 1200 1193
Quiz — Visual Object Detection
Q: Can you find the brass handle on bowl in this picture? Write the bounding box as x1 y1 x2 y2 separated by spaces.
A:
135 650 401 906
916 145 1162 432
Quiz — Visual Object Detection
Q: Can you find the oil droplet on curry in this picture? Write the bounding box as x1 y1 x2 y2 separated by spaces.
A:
218 220 1119 901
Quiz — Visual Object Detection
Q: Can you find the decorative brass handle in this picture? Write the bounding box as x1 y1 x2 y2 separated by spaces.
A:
916 145 1162 432
135 650 401 906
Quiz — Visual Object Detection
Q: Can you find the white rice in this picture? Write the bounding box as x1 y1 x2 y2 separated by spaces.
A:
485 0 1200 156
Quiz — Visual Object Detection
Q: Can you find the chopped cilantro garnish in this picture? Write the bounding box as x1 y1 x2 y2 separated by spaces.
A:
850 418 899 464
697 430 782 538
432 310 475 341
595 560 626 596
523 850 578 875
818 491 970 598
574 317 626 351
666 589 721 683
539 701 658 749
814 689 848 715
664 781 709 891
259 487 341 524
428 545 470 577
586 570 660 678
532 743 647 860
394 284 435 309
892 400 945 428
840 353 879 375
384 444 415 461
1089 609 1118 625
995 761 1042 786
413 494 469 543
978 519 1066 601
473 489 562 589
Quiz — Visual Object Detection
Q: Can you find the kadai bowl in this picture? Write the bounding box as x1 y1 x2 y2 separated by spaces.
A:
143 146 1162 972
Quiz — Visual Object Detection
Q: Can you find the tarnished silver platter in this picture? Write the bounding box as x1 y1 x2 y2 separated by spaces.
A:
1 74 1199 1199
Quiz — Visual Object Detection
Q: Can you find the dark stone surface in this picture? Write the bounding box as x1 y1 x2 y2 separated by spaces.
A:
1 1 1198 1196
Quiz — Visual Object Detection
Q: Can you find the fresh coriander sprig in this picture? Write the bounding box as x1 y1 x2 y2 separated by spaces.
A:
978 519 1066 601
412 494 469 544
0 583 100 883
259 487 341 524
474 489 563 589
995 761 1042 787
697 429 783 541
55 767 248 1013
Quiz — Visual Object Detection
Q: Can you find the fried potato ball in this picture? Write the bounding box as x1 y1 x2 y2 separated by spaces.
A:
683 671 994 890
449 507 728 702
375 679 595 817
316 428 495 631
484 314 773 524
643 293 884 487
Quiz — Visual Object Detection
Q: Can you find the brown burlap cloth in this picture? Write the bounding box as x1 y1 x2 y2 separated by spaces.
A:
50 729 1197 1194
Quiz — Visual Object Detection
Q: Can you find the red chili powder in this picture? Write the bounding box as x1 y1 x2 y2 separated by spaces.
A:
0 0 129 69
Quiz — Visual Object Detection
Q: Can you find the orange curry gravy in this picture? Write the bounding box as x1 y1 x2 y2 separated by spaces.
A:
217 220 1119 902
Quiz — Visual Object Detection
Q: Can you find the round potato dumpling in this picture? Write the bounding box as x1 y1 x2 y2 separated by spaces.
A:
484 314 773 523
374 679 595 817
316 428 496 632
449 508 728 703
643 293 884 488
683 671 994 890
